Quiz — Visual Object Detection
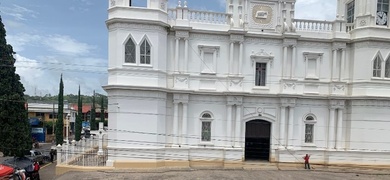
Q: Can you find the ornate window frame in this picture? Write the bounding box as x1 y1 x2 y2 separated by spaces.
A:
303 114 317 146
346 0 355 23
198 45 219 75
199 111 214 145
372 51 384 79
123 34 137 64
250 49 274 88
303 52 323 80
139 35 152 66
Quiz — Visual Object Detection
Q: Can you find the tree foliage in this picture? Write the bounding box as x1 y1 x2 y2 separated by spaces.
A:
75 86 82 141
55 75 64 145
25 93 108 105
90 91 96 130
0 16 32 157
100 96 105 122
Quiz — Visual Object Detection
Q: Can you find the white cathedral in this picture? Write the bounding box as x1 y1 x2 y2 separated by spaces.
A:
105 0 390 168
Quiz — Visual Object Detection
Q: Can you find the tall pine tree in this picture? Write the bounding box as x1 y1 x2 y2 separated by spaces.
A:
0 16 32 157
75 86 82 141
100 95 105 122
55 75 64 145
90 91 96 130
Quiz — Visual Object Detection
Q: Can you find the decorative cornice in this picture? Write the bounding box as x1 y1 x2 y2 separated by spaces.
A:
329 99 345 109
107 21 167 34
227 96 243 105
176 30 189 38
280 98 296 107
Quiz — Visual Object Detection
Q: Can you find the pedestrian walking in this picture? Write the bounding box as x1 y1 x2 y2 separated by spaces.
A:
303 154 311 169
50 149 54 163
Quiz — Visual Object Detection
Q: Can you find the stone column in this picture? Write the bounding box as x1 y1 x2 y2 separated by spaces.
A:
229 42 234 74
238 42 243 75
226 105 233 146
336 108 343 150
234 105 242 147
340 49 346 81
181 103 188 145
287 106 294 149
279 106 286 149
184 38 189 73
328 108 336 149
175 37 180 72
283 46 288 78
291 45 296 78
173 102 179 145
332 49 338 81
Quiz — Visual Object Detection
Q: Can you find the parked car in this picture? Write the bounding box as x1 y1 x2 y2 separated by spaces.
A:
25 150 44 164
3 157 40 180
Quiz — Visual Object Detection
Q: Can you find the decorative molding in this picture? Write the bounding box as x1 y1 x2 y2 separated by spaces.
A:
281 98 296 107
245 38 282 45
283 82 296 90
175 77 188 84
108 23 167 34
176 31 189 38
190 34 229 41
298 41 332 48
333 84 345 91
332 42 347 50
354 41 390 49
249 2 277 29
250 49 274 67
230 79 243 87
329 100 345 109
359 20 366 26
173 93 189 104
110 0 116 7
230 34 244 42
283 39 297 47
351 100 390 107
227 96 243 105
303 52 324 60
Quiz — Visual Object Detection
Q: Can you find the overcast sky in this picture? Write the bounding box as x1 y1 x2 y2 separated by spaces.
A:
0 0 337 96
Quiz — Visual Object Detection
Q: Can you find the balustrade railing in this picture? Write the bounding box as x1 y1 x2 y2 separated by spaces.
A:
168 8 231 25
188 10 230 24
294 19 333 32
167 9 177 20
346 23 355 32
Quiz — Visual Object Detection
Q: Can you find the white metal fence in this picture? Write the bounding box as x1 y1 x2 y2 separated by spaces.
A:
56 133 108 167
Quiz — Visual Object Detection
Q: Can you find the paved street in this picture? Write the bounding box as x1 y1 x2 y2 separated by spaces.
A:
55 169 390 180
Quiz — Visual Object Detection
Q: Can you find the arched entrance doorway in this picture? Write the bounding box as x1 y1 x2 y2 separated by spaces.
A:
245 120 271 161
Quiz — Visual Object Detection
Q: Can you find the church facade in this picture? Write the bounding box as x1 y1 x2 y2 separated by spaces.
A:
105 0 390 168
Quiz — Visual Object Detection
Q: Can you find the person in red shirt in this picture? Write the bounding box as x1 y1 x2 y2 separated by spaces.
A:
303 154 311 169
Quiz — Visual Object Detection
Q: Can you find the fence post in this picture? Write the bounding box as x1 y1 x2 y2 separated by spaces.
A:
98 122 104 156
56 144 62 165
65 144 69 165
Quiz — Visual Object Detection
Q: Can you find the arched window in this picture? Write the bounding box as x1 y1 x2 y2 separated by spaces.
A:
385 59 390 78
140 39 151 64
200 112 213 142
125 37 136 63
373 55 382 78
304 115 316 144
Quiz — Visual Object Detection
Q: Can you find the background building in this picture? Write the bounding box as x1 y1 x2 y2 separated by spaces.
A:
106 0 390 168
28 103 76 142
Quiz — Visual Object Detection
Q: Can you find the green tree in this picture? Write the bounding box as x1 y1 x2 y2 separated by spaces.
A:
0 16 32 157
100 95 105 122
90 91 96 130
75 86 82 141
55 75 64 145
